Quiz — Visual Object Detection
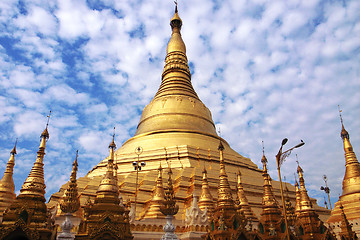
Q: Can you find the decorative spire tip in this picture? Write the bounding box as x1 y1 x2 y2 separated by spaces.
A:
11 138 18 155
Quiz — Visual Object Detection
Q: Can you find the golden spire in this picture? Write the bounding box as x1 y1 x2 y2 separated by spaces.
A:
261 153 280 209
19 117 50 197
338 107 360 196
133 4 218 138
155 5 196 100
236 169 256 222
296 161 313 211
143 164 165 218
60 151 80 214
216 142 235 209
0 140 17 216
160 168 179 216
95 133 119 204
1 113 52 233
294 175 301 216
198 166 214 215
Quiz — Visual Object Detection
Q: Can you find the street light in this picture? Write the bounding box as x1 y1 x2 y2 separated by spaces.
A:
320 175 332 210
133 146 145 219
276 138 305 240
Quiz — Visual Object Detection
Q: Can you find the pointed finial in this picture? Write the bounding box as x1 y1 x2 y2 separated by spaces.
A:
338 105 349 139
40 111 51 140
174 0 178 13
74 150 79 166
46 110 51 128
296 157 303 174
10 139 17 155
218 141 224 151
338 105 344 125
109 127 116 149
261 141 267 164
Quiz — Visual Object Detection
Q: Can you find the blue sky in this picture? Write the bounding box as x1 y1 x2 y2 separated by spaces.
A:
0 0 359 208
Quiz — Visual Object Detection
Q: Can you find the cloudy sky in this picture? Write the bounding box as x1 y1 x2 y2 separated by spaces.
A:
0 0 359 209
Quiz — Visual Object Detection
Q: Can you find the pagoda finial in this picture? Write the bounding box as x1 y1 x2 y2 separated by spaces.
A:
236 169 257 222
143 163 165 219
296 159 313 211
198 165 214 216
60 150 80 214
261 141 268 170
40 111 51 141
174 0 178 13
109 127 116 149
338 105 349 140
10 139 17 155
95 134 119 205
216 141 234 209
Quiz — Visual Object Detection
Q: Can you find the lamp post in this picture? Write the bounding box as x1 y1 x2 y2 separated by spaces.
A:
276 138 305 240
133 146 146 219
320 175 332 210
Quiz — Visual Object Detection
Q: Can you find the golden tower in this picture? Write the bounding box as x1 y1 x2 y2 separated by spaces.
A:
327 113 360 225
76 135 133 240
236 169 257 225
60 151 80 215
198 166 214 218
295 163 329 239
258 153 285 239
141 164 165 219
0 142 17 220
203 143 249 240
0 126 54 240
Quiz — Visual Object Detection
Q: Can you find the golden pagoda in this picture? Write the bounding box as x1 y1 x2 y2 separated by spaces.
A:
0 142 17 221
236 169 257 226
0 125 55 240
46 5 331 239
76 134 133 240
294 163 332 239
202 142 250 240
141 164 165 219
327 112 360 233
198 167 215 219
60 151 80 215
258 152 285 240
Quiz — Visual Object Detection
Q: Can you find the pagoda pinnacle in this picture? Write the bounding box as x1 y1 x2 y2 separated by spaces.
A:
296 162 313 211
19 124 49 197
338 110 360 196
0 141 17 217
155 5 198 100
236 169 256 222
95 134 119 204
60 151 80 214
198 166 214 216
143 164 165 219
261 153 279 209
217 142 235 209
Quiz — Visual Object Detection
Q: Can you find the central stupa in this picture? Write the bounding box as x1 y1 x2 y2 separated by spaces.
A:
49 7 329 224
